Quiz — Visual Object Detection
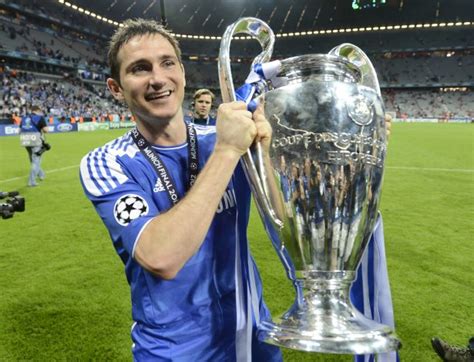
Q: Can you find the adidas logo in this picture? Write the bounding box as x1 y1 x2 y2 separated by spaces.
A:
153 178 165 192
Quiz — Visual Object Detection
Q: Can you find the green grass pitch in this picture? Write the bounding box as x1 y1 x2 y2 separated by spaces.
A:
0 123 472 361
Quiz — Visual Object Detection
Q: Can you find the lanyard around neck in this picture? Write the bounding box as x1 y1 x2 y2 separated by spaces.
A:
130 122 199 206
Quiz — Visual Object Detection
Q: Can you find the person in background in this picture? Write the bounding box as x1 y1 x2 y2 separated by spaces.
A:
19 104 48 187
187 88 216 126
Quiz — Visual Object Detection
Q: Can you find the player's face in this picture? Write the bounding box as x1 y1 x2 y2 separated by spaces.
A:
109 34 186 125
194 94 212 118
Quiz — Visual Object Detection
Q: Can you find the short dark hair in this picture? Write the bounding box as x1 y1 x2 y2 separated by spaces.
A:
108 18 182 84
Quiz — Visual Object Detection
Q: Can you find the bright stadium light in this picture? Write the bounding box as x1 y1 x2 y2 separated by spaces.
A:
53 0 474 40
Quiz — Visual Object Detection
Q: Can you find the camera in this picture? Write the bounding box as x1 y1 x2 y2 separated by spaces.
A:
35 141 52 156
0 191 26 219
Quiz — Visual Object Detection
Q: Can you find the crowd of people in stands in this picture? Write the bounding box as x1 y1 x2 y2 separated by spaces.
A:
0 66 127 123
0 1 472 124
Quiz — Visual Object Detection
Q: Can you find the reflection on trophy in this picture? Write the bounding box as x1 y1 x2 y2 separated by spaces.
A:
219 18 402 354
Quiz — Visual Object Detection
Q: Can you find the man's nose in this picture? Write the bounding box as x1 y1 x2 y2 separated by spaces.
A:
149 69 165 88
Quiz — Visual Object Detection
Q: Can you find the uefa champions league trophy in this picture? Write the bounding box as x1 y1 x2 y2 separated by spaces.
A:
218 18 401 354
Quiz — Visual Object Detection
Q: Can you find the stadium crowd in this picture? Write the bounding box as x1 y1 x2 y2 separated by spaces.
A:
0 1 472 123
0 67 127 123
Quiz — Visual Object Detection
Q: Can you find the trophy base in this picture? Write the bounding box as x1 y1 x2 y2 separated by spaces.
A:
258 289 401 354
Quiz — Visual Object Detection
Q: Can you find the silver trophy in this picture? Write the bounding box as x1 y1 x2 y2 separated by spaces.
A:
219 18 401 354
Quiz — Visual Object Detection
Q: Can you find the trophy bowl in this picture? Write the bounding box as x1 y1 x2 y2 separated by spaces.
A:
218 17 401 354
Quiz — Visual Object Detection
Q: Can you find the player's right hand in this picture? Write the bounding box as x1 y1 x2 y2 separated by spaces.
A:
215 101 257 156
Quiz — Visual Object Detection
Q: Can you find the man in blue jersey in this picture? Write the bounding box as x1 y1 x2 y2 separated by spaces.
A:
19 105 48 187
80 18 281 361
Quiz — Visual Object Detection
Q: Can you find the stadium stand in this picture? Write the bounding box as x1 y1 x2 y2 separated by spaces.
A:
0 0 472 124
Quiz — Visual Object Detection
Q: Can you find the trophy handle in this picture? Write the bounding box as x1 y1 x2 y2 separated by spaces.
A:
329 43 381 96
218 17 274 103
218 18 283 229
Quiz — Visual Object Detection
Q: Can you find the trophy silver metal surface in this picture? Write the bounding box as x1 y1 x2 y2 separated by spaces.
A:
218 18 401 354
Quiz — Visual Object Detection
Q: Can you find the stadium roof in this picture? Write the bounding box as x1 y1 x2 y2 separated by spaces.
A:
69 0 474 36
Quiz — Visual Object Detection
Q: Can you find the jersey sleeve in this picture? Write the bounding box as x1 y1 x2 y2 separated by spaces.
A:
79 148 159 264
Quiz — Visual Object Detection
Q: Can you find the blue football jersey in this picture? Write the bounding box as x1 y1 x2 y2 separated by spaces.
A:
80 124 281 361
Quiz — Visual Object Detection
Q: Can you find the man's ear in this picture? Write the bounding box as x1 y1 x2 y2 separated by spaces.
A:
107 78 124 101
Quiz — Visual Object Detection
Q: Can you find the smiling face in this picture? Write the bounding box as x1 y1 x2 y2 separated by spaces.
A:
194 94 212 119
107 33 185 127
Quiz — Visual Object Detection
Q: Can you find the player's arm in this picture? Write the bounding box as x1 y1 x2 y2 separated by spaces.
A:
134 102 257 280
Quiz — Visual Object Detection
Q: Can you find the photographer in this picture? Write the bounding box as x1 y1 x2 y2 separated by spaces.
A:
19 105 49 187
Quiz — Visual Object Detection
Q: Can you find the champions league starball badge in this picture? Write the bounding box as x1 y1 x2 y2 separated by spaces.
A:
218 17 400 355
114 194 149 226
347 95 374 126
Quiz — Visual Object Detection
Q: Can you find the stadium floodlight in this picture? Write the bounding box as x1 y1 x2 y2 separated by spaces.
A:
416 24 422 28
58 0 65 3
64 2 71 7
447 22 454 26
71 4 77 10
